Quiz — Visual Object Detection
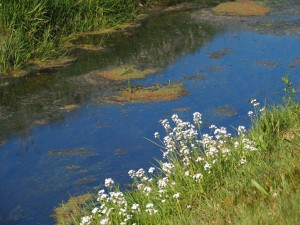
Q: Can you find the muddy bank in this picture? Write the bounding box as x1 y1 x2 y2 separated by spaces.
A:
192 1 300 36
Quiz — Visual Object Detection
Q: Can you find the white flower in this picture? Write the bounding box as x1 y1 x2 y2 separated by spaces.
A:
145 203 158 215
162 162 174 174
92 207 99 214
128 170 136 178
154 132 160 138
192 173 203 182
136 168 145 177
187 205 192 209
248 111 254 116
209 124 217 129
80 216 92 225
100 218 109 225
157 177 168 189
204 162 211 171
173 193 180 199
104 178 114 188
148 167 155 173
239 156 247 165
131 203 140 213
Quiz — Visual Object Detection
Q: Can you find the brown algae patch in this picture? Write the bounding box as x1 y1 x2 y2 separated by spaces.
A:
289 58 300 68
207 48 232 59
256 60 279 67
76 44 104 52
65 165 81 170
61 104 80 112
215 105 237 116
102 83 189 103
48 147 96 156
97 66 157 81
76 177 97 184
29 56 76 70
173 107 191 112
53 194 94 225
114 149 128 155
212 1 271 16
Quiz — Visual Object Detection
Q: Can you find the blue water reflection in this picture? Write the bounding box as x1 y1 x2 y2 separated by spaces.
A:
0 29 300 224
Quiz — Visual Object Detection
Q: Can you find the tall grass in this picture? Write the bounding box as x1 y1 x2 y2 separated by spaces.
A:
0 0 138 74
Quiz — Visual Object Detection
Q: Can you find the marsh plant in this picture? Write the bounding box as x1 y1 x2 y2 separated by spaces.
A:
0 0 138 73
77 106 262 225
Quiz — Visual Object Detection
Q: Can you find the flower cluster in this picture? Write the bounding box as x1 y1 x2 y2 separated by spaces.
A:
79 110 260 224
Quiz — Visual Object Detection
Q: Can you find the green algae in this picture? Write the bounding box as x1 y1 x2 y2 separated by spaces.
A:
215 105 237 116
97 66 157 81
101 82 189 103
48 147 96 157
207 48 232 59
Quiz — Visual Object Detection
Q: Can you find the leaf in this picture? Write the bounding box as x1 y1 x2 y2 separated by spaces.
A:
251 179 270 197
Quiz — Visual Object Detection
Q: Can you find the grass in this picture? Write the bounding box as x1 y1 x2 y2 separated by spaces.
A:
0 0 225 75
53 76 300 224
0 0 138 74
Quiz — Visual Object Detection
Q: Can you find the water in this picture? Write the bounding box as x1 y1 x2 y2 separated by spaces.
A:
1 5 300 225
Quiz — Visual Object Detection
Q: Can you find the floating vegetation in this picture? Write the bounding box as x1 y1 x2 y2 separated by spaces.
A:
212 1 271 16
207 48 232 59
29 57 76 71
0 140 6 147
48 147 96 157
76 44 104 52
53 194 94 225
114 149 128 155
256 60 279 67
289 58 300 68
215 104 237 116
76 177 97 184
33 118 49 125
61 104 80 112
101 83 189 103
173 107 191 112
206 65 223 71
183 74 206 81
97 66 157 81
65 165 81 170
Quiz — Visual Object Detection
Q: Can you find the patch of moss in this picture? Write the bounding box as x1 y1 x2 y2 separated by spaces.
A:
65 165 81 170
61 104 79 112
97 66 157 81
289 58 300 68
114 149 128 155
29 56 76 70
256 60 279 67
173 107 191 112
53 194 94 225
76 44 104 52
48 147 96 157
207 48 232 59
215 105 237 116
101 82 189 103
76 177 97 184
212 1 271 16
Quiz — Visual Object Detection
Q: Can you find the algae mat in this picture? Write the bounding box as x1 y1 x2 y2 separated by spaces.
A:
101 83 189 103
97 66 157 81
212 1 271 16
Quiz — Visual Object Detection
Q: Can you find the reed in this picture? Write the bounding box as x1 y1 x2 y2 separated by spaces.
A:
0 0 138 74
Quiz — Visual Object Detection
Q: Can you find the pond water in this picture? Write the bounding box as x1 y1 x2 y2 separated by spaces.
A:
1 3 300 225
